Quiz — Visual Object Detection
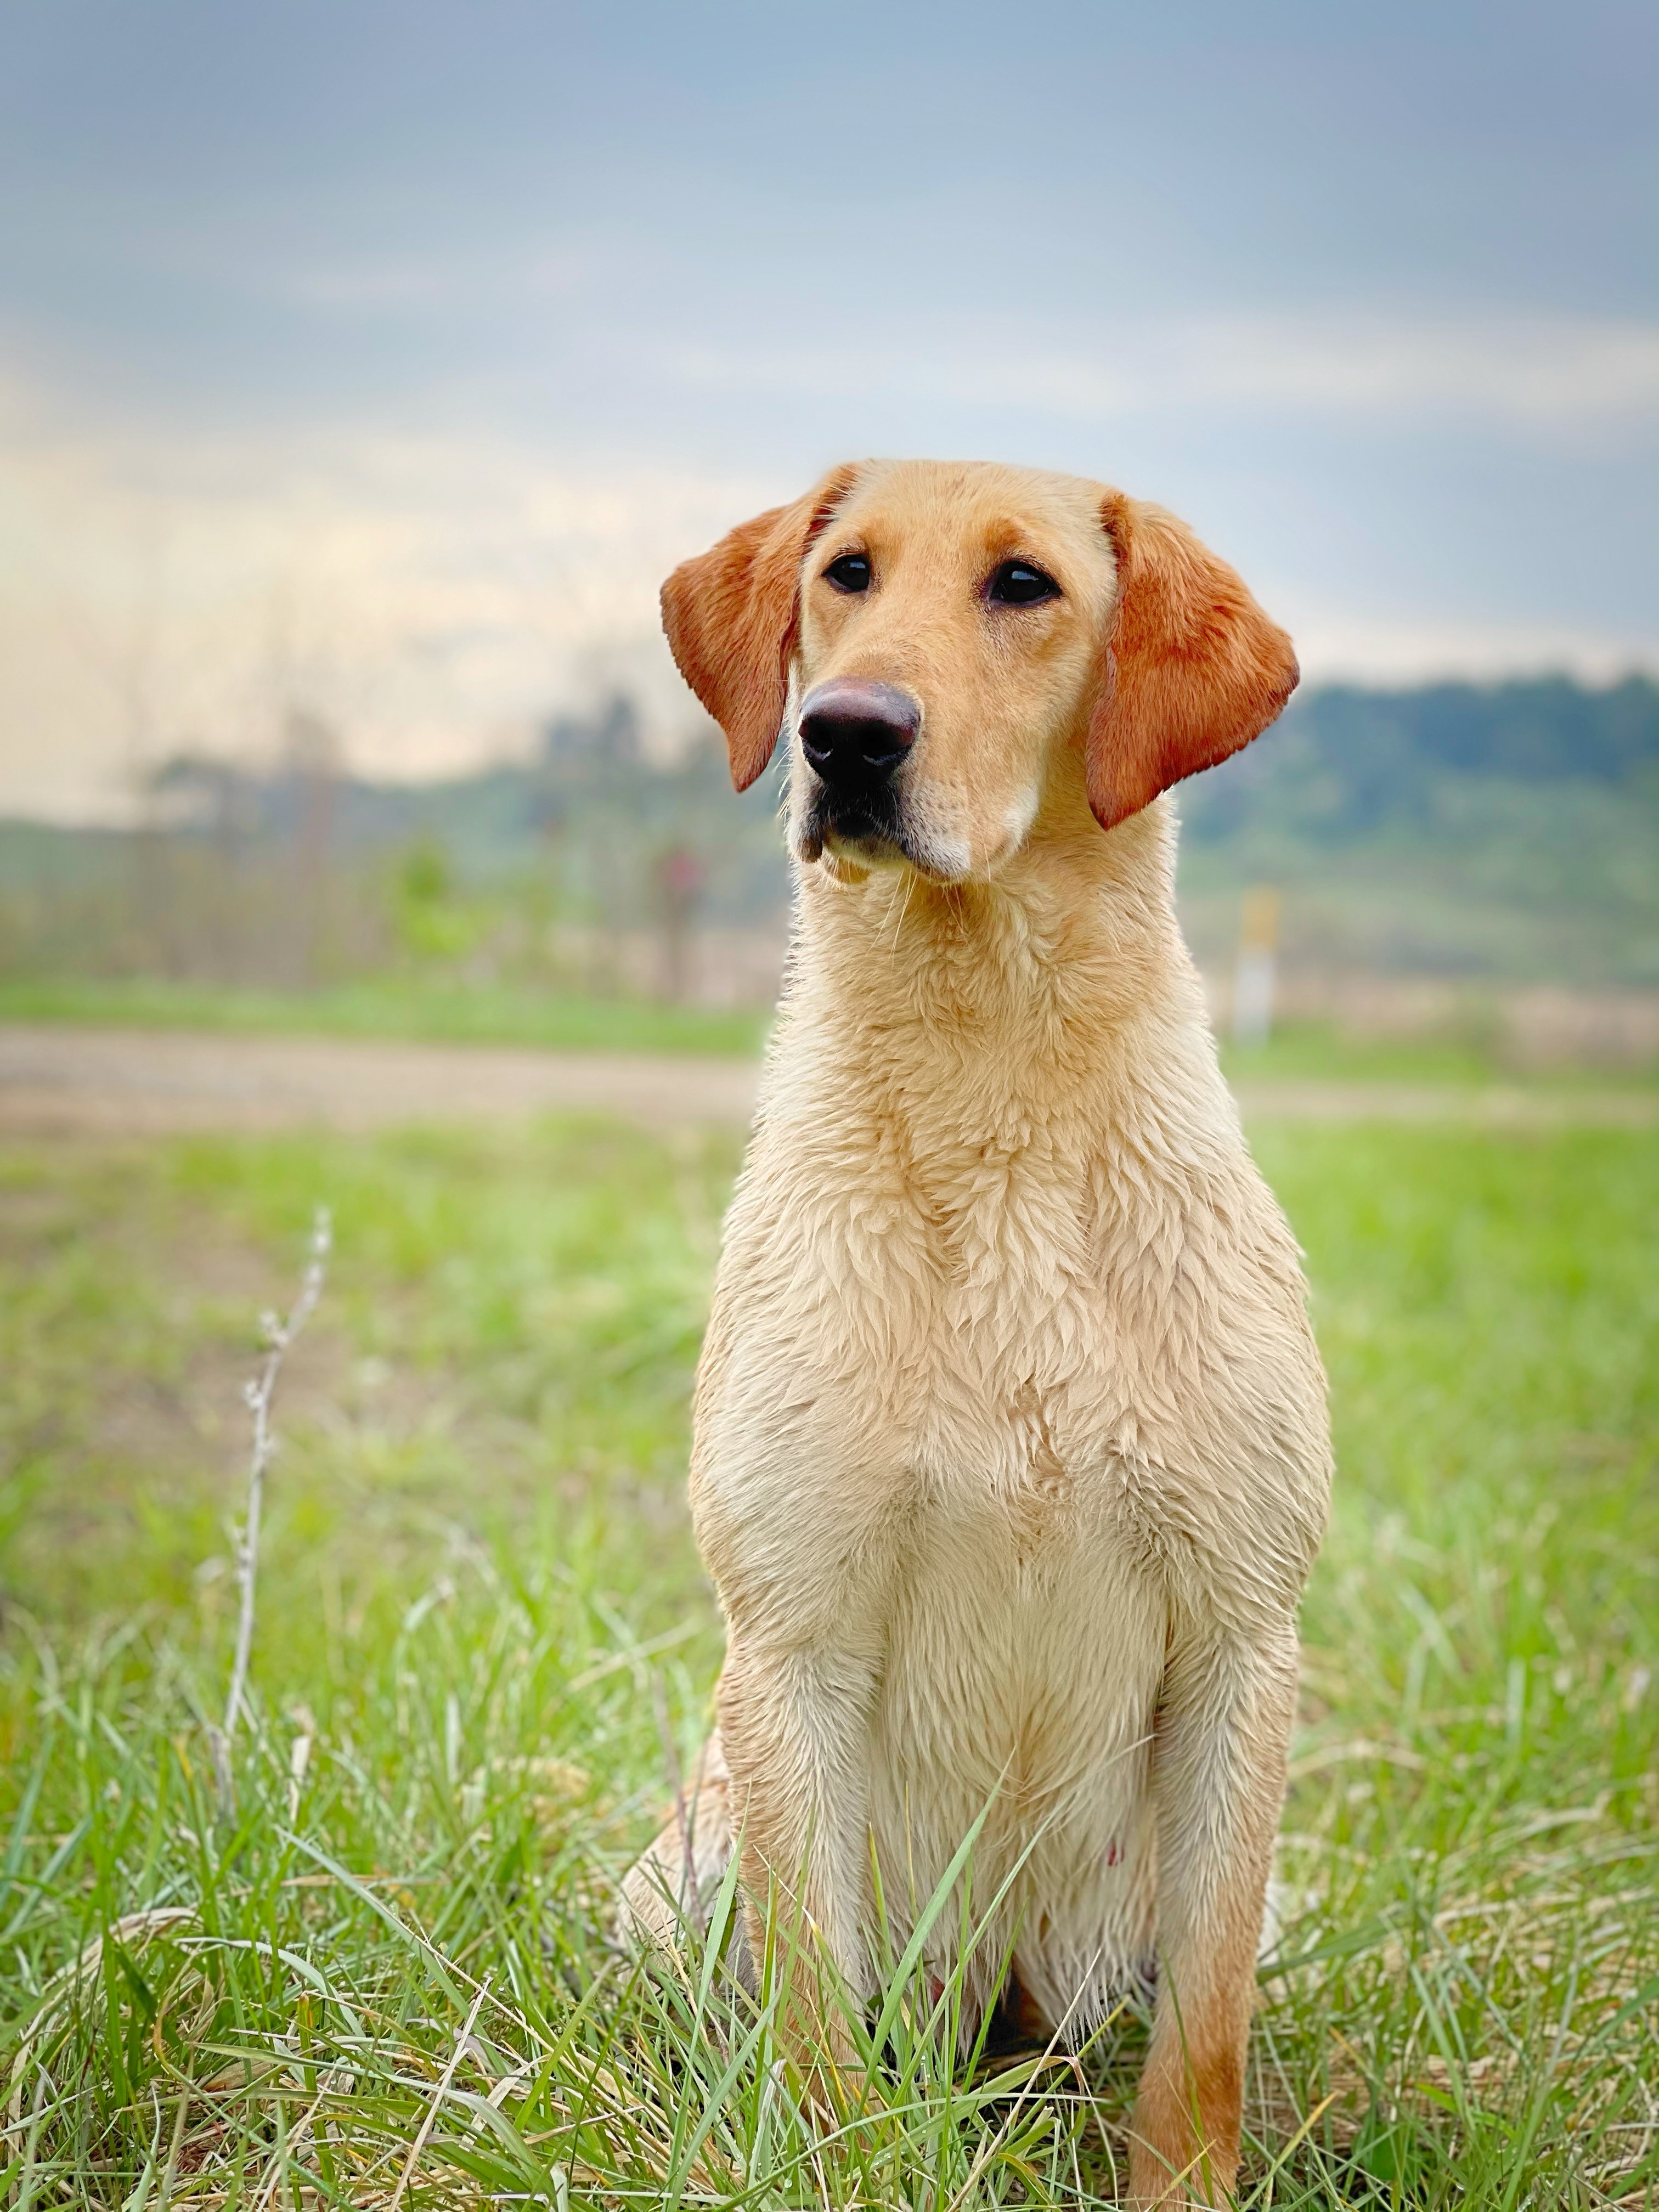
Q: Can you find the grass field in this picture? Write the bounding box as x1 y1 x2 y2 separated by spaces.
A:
0 977 771 1060
1 1112 1655 2205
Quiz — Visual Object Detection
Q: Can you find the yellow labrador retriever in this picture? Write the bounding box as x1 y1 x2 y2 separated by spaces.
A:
622 460 1331 2207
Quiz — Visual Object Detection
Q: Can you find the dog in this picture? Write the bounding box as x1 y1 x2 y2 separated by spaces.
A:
621 460 1331 2207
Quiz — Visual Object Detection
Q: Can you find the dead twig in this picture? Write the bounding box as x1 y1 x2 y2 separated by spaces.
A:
208 1206 331 1818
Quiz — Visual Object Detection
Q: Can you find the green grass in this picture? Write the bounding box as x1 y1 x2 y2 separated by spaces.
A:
0 974 770 1058
1 1116 1655 2205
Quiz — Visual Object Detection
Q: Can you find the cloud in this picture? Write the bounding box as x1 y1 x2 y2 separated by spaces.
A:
1284 607 1659 687
673 313 1659 433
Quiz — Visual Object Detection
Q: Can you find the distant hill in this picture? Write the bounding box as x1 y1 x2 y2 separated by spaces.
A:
1184 675 1657 839
1176 676 1657 985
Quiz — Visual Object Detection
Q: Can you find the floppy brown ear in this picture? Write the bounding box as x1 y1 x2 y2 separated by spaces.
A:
661 463 863 791
1087 491 1299 832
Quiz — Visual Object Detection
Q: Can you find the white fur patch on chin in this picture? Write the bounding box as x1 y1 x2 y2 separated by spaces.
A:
815 847 872 885
895 800 973 883
805 814 973 887
919 834 973 882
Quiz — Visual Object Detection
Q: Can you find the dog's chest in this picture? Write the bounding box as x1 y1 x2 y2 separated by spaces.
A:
873 1209 1167 1853
898 1140 1144 1509
701 1088 1286 1631
878 1364 1165 1844
866 1152 1164 1668
911 1366 1091 1555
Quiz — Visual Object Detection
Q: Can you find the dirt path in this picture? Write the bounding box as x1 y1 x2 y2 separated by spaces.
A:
0 1023 759 1135
1 1022 1652 1137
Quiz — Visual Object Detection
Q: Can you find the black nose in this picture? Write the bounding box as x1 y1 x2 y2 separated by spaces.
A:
798 679 921 792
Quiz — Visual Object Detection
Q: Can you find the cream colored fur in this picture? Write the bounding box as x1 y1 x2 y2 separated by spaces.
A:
620 461 1332 2208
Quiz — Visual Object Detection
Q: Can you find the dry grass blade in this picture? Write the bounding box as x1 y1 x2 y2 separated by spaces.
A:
389 1978 490 2211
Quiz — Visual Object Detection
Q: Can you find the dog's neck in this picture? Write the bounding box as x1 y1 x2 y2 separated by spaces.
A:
785 794 1207 1075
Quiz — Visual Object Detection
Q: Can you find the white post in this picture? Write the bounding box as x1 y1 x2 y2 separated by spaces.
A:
1232 887 1281 1050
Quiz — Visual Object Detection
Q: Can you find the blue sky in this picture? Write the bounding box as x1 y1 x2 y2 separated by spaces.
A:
1 0 1654 815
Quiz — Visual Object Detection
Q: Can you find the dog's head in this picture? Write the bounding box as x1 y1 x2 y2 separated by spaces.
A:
662 458 1297 882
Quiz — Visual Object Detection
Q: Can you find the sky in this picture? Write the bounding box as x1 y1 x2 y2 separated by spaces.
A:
1 0 1654 820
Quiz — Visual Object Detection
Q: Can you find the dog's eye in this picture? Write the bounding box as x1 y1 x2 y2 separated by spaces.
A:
987 560 1061 607
822 552 872 594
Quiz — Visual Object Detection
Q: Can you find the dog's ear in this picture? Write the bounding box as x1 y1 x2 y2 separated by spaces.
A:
1087 492 1299 832
661 463 863 791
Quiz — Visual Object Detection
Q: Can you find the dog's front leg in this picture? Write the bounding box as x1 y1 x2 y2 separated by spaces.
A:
1130 1620 1298 2209
715 1631 880 2098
